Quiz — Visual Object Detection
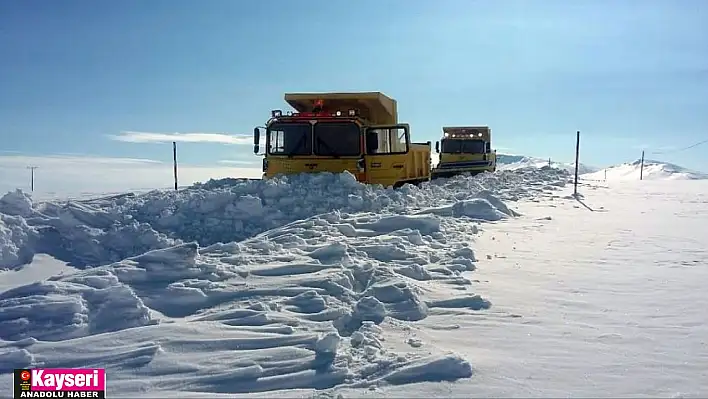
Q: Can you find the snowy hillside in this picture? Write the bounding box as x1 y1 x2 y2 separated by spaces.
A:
1 167 707 397
496 153 599 174
430 152 597 175
583 159 708 181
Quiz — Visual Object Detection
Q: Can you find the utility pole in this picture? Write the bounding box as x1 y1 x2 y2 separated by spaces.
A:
548 158 551 167
639 150 645 181
573 131 580 197
27 166 38 192
173 141 178 191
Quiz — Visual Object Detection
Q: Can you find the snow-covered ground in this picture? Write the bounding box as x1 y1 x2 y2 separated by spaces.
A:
1 165 706 397
583 159 708 181
338 178 708 398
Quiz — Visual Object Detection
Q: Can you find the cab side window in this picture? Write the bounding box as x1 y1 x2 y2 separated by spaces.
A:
367 126 408 154
269 129 285 153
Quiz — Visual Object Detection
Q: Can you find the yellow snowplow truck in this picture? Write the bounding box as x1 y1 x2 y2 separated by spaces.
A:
431 126 497 179
253 92 432 188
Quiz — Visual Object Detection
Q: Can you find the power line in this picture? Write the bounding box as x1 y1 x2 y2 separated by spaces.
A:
650 138 708 155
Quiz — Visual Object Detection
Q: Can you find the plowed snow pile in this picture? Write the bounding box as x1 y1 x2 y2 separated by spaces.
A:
0 167 571 396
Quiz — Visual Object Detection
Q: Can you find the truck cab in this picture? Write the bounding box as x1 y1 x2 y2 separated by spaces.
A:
431 126 497 179
253 92 431 188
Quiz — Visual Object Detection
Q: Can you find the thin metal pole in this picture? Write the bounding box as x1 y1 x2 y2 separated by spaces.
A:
639 150 645 181
173 142 178 191
573 131 580 196
27 166 38 192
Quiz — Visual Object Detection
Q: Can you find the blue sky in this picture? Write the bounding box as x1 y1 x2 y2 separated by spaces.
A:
1 0 707 173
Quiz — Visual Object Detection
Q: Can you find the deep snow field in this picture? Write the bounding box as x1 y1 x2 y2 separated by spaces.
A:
0 165 706 398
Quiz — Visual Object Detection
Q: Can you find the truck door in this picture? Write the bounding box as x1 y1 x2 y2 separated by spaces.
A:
364 124 410 187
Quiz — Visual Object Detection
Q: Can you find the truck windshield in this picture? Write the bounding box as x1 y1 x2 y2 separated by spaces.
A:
441 139 486 154
267 123 311 156
313 122 361 157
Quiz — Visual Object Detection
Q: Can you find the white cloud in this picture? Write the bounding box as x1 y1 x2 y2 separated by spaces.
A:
217 159 261 166
110 131 253 145
0 154 261 200
0 154 162 167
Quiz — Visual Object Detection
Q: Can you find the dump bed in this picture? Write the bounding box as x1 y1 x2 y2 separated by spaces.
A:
284 92 398 125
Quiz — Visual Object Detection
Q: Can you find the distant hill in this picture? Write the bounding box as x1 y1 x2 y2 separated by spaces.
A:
582 159 708 181
496 154 599 175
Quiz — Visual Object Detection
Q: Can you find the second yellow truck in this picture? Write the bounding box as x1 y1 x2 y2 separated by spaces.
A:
253 92 432 188
431 126 497 178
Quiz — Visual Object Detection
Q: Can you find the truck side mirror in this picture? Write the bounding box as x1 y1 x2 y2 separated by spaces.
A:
366 132 379 153
435 141 440 153
486 142 491 153
253 127 260 154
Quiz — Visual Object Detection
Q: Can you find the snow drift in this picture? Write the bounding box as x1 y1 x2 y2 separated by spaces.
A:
583 159 708 181
0 167 572 395
0 168 571 269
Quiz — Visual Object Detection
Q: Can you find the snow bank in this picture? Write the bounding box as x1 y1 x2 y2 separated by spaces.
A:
0 213 36 269
0 271 154 342
583 159 708 181
0 166 572 394
0 205 505 392
0 168 570 269
0 189 176 268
